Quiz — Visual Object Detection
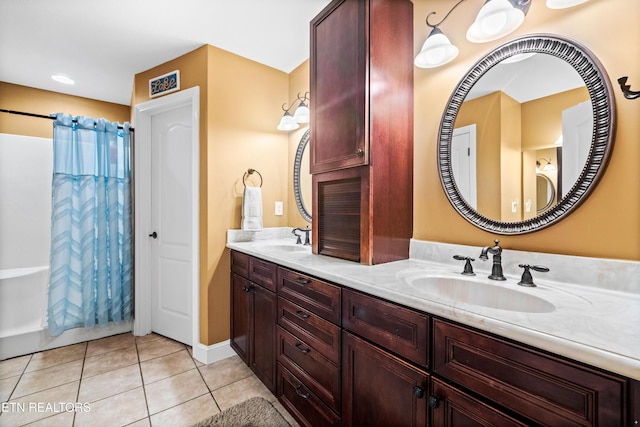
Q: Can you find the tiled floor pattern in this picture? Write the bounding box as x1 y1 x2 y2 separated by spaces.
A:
0 333 299 427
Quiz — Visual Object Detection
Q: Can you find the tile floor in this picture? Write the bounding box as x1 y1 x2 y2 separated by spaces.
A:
0 333 299 427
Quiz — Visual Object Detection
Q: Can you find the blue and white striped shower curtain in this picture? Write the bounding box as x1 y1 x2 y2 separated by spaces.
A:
47 114 132 336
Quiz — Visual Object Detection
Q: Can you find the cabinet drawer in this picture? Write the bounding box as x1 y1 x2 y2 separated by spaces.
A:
277 267 341 324
431 377 527 426
433 319 626 426
230 250 249 278
249 257 277 292
278 297 341 365
278 326 340 412
277 364 341 427
342 289 429 367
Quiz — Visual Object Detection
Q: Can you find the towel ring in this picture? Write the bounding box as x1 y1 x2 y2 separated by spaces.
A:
243 168 263 187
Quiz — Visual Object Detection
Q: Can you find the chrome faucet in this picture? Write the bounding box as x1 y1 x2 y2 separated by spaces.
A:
292 226 311 245
479 239 506 281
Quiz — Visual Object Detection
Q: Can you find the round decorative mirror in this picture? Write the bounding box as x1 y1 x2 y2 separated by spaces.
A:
438 34 615 234
293 129 312 222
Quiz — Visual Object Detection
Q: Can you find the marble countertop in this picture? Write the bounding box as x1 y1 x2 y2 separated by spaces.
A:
226 230 640 381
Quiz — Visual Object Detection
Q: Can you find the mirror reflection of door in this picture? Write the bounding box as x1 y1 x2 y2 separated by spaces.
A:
561 100 593 198
452 124 477 210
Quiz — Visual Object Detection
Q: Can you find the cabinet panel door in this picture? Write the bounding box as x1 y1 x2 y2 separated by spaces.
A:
251 284 277 392
342 331 428 427
431 378 527 426
230 273 251 364
310 0 367 173
433 319 626 426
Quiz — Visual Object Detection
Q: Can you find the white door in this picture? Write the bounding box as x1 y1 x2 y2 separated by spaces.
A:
133 87 199 349
149 106 193 344
452 124 477 210
561 100 592 198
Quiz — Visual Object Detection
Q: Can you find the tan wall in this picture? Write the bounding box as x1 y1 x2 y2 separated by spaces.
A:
500 92 522 222
413 0 640 261
457 92 501 218
522 86 590 151
0 82 130 137
133 45 289 345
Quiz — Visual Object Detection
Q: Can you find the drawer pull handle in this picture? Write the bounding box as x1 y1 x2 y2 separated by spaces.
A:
295 343 311 354
295 310 310 319
427 395 440 408
295 385 310 399
294 277 311 285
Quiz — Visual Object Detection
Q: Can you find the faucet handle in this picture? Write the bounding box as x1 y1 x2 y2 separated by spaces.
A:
517 264 549 287
291 228 302 245
453 255 476 276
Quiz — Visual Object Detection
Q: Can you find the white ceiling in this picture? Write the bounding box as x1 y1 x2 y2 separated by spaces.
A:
0 0 331 106
466 53 585 103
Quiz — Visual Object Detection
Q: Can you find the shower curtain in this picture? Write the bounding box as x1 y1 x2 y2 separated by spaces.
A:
47 114 132 336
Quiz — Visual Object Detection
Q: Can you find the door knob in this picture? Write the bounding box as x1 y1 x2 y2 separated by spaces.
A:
148 231 158 239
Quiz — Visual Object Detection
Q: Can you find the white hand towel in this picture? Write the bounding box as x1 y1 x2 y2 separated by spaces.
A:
241 186 263 231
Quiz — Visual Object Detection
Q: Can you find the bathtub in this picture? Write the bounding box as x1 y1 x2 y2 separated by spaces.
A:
0 267 132 361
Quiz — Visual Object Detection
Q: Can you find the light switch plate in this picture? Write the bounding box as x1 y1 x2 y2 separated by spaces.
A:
275 201 283 216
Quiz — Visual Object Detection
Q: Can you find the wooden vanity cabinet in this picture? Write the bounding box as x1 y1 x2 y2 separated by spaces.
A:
310 0 413 265
341 289 430 426
432 319 628 426
276 267 343 426
229 251 277 392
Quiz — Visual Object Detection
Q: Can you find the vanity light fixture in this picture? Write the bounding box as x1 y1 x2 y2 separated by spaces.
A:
546 0 589 9
277 92 310 132
415 0 531 69
537 158 556 171
467 0 530 43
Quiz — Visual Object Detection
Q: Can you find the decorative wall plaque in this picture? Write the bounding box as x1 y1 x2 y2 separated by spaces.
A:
149 70 180 98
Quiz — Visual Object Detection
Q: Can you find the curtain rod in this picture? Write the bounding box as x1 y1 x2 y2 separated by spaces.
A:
0 108 134 131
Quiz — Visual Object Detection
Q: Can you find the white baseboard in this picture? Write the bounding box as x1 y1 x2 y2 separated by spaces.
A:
192 339 236 365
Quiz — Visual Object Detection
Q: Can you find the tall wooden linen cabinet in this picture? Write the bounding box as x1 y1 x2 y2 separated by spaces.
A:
310 0 414 265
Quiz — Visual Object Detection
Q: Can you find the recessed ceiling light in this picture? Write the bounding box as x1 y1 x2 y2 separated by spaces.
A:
51 74 75 85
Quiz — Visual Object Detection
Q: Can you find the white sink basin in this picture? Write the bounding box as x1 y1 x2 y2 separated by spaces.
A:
406 275 555 313
254 243 311 254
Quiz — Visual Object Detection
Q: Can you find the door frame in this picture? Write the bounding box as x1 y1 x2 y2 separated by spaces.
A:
133 87 200 350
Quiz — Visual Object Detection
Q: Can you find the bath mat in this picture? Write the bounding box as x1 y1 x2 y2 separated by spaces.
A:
190 397 291 427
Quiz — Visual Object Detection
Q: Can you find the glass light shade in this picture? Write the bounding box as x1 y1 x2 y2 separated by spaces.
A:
293 104 310 123
466 0 525 43
277 112 299 131
414 28 459 68
546 0 589 9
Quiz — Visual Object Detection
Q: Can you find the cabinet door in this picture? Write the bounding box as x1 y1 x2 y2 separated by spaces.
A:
430 378 527 426
342 331 428 427
251 284 277 392
230 273 251 364
310 0 367 173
